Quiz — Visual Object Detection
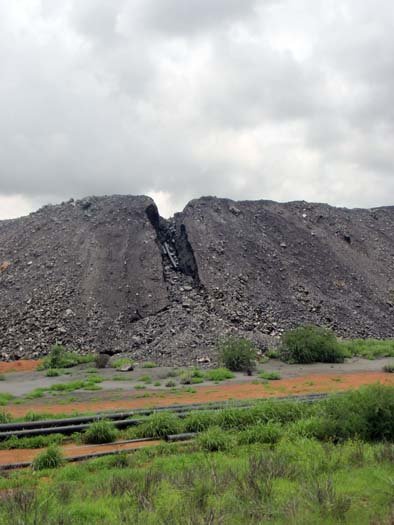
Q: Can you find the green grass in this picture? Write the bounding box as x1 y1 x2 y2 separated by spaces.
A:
1 432 393 524
24 378 103 399
138 375 152 383
141 361 158 368
0 392 13 406
259 370 281 380
83 420 118 444
32 445 64 470
204 368 235 382
0 386 393 524
111 358 134 370
0 434 64 450
339 338 394 359
45 369 61 377
179 370 204 384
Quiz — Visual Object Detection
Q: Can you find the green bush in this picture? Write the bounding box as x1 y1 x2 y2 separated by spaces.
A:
383 363 394 373
83 420 118 444
136 412 181 438
197 426 232 452
319 385 394 442
280 325 345 364
218 337 257 372
40 344 94 369
32 445 64 470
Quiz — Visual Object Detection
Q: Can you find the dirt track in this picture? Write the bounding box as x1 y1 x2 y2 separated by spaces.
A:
4 371 393 418
0 439 161 468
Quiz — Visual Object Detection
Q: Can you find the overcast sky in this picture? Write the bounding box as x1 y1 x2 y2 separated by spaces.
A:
1 0 393 219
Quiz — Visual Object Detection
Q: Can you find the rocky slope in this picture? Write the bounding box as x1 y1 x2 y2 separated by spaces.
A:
0 195 393 364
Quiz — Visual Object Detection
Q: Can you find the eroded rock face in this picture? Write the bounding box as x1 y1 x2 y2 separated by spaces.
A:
0 194 393 363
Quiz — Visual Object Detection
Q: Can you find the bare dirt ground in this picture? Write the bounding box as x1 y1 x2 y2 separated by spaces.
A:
1 357 393 397
0 360 42 373
2 370 393 418
0 439 161 467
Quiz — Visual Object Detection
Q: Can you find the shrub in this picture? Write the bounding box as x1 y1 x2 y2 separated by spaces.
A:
204 368 235 382
218 337 257 372
136 412 181 438
32 445 64 470
165 380 176 388
83 420 118 444
40 344 94 369
280 325 345 364
197 426 232 452
318 385 394 441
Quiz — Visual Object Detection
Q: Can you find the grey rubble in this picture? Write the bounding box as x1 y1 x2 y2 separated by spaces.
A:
0 195 393 364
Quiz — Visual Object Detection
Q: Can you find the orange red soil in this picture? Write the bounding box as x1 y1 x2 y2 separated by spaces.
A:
0 440 161 467
7 371 394 418
0 360 41 373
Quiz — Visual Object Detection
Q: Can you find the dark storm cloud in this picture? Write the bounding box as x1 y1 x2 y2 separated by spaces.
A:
0 0 393 219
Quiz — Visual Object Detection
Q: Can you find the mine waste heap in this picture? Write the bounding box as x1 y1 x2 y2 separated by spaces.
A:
0 195 393 364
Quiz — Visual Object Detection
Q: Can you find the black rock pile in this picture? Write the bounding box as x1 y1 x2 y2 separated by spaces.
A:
0 194 393 365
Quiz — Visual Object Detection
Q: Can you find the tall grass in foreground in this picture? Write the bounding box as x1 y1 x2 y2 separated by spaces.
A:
0 438 393 524
0 385 393 524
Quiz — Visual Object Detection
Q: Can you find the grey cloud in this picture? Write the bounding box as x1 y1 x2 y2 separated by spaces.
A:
0 0 394 221
139 0 260 35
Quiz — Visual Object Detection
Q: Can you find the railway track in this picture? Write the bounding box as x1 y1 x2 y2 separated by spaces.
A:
0 392 330 440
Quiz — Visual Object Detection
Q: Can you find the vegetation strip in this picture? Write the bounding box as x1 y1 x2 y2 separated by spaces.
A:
0 393 331 440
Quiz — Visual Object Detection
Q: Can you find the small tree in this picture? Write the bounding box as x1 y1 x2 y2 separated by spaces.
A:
280 325 344 364
218 337 256 372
